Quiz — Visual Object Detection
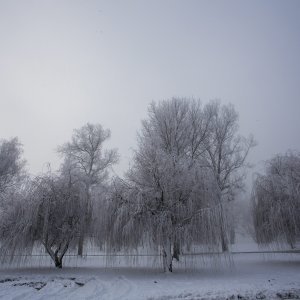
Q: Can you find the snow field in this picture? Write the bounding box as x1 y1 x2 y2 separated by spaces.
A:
0 253 299 299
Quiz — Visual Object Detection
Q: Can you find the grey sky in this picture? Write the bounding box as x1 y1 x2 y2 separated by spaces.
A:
0 0 300 180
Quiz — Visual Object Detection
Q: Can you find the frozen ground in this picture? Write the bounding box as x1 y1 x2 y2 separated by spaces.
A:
0 252 299 300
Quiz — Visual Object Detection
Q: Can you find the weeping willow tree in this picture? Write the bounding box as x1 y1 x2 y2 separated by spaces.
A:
58 123 118 256
0 180 35 262
252 151 300 248
96 98 226 272
0 171 83 268
104 164 222 272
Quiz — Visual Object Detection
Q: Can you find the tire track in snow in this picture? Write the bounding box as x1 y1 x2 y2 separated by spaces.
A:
19 282 66 300
67 278 108 300
0 287 34 300
105 275 136 300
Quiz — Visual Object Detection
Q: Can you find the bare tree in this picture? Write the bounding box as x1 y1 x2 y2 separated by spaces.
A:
204 101 256 251
0 171 82 268
58 123 118 256
0 137 25 197
0 180 35 262
252 151 300 248
36 173 82 268
104 98 222 272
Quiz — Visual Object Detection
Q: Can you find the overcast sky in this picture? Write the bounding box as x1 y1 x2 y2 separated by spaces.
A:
0 0 300 182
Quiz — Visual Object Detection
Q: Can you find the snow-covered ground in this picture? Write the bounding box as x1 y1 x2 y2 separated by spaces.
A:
0 252 299 299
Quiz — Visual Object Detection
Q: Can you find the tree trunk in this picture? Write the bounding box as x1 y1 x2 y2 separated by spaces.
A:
221 229 229 252
43 241 69 269
230 227 235 245
54 256 62 268
219 202 229 252
77 227 85 256
286 232 296 249
172 238 180 262
286 220 296 249
77 184 90 256
162 238 173 272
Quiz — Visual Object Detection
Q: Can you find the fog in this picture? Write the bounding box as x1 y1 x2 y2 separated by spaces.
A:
1 0 300 180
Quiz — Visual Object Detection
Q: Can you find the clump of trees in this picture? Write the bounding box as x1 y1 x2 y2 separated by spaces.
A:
252 151 300 248
101 98 255 271
0 124 118 268
0 98 256 271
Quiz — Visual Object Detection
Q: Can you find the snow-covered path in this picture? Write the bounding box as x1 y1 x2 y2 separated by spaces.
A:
0 253 299 299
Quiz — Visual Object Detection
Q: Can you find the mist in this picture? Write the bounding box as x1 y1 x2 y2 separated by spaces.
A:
1 0 299 180
0 1 300 297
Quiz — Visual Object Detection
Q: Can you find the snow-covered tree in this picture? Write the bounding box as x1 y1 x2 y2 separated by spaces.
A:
0 137 25 197
204 101 256 251
252 151 300 248
0 170 83 268
58 123 118 256
104 99 223 272
0 169 84 268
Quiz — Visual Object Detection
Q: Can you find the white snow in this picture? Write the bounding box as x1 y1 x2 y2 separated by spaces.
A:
0 252 299 299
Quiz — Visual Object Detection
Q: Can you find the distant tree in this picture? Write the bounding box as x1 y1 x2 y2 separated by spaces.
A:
58 123 118 256
0 180 33 261
0 137 25 196
252 151 300 248
105 99 222 272
204 101 256 251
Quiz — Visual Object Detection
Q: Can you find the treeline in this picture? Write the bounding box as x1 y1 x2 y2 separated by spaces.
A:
252 151 300 249
0 98 299 271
